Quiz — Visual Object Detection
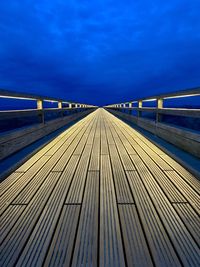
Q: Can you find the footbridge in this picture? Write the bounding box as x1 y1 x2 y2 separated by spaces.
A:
0 88 200 267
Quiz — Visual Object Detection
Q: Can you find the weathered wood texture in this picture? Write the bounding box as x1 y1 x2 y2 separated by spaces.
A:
0 108 199 267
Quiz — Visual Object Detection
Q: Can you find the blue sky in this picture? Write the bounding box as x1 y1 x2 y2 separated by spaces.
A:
0 0 200 105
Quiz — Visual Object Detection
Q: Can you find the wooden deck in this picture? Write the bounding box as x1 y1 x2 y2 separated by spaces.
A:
0 108 200 267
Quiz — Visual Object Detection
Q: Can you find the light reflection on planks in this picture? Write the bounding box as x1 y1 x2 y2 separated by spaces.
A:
0 108 199 267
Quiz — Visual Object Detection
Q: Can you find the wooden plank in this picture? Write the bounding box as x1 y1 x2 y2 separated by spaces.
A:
107 110 200 264
71 171 99 267
106 107 200 157
0 172 61 267
73 116 96 155
100 155 125 267
110 112 200 192
135 150 186 203
108 123 136 171
161 154 200 193
126 170 181 267
172 203 200 245
129 156 200 267
0 110 94 265
100 116 109 155
0 116 91 207
107 111 158 150
132 131 165 155
107 118 134 152
121 124 165 155
109 144 134 203
12 156 60 204
14 122 87 204
40 117 89 156
15 111 93 171
134 137 172 171
65 115 98 203
110 118 187 203
65 145 93 204
44 205 81 267
105 111 146 150
2 107 199 267
0 172 24 196
0 155 51 214
11 116 95 204
165 170 200 214
15 155 81 267
118 204 154 267
109 114 171 170
52 117 95 171
0 113 94 209
0 110 94 161
115 133 136 155
88 118 101 170
45 114 93 155
88 136 100 170
104 118 115 145
0 205 26 244
86 113 99 146
15 143 56 172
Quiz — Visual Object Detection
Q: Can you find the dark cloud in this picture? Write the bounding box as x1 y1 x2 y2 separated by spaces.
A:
0 0 200 105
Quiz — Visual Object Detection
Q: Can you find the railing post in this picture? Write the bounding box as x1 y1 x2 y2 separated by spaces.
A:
58 101 62 109
129 102 132 114
58 101 63 117
123 103 126 112
138 100 142 118
156 98 163 123
37 99 44 123
37 99 43 110
75 103 78 113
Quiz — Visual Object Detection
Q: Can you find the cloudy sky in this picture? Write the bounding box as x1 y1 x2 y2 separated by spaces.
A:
0 0 200 105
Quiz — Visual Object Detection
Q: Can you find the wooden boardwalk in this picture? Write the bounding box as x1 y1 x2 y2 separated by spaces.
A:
0 108 199 267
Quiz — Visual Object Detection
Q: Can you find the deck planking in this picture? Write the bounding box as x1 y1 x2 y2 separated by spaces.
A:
0 108 200 267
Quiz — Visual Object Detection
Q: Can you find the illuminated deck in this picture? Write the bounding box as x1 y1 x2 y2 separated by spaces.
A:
0 108 200 267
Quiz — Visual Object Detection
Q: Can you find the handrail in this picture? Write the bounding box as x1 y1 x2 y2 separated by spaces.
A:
0 89 98 132
104 87 200 121
0 88 98 110
104 87 200 159
104 87 200 108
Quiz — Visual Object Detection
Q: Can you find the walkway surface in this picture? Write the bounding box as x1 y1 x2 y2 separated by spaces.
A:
0 108 200 267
